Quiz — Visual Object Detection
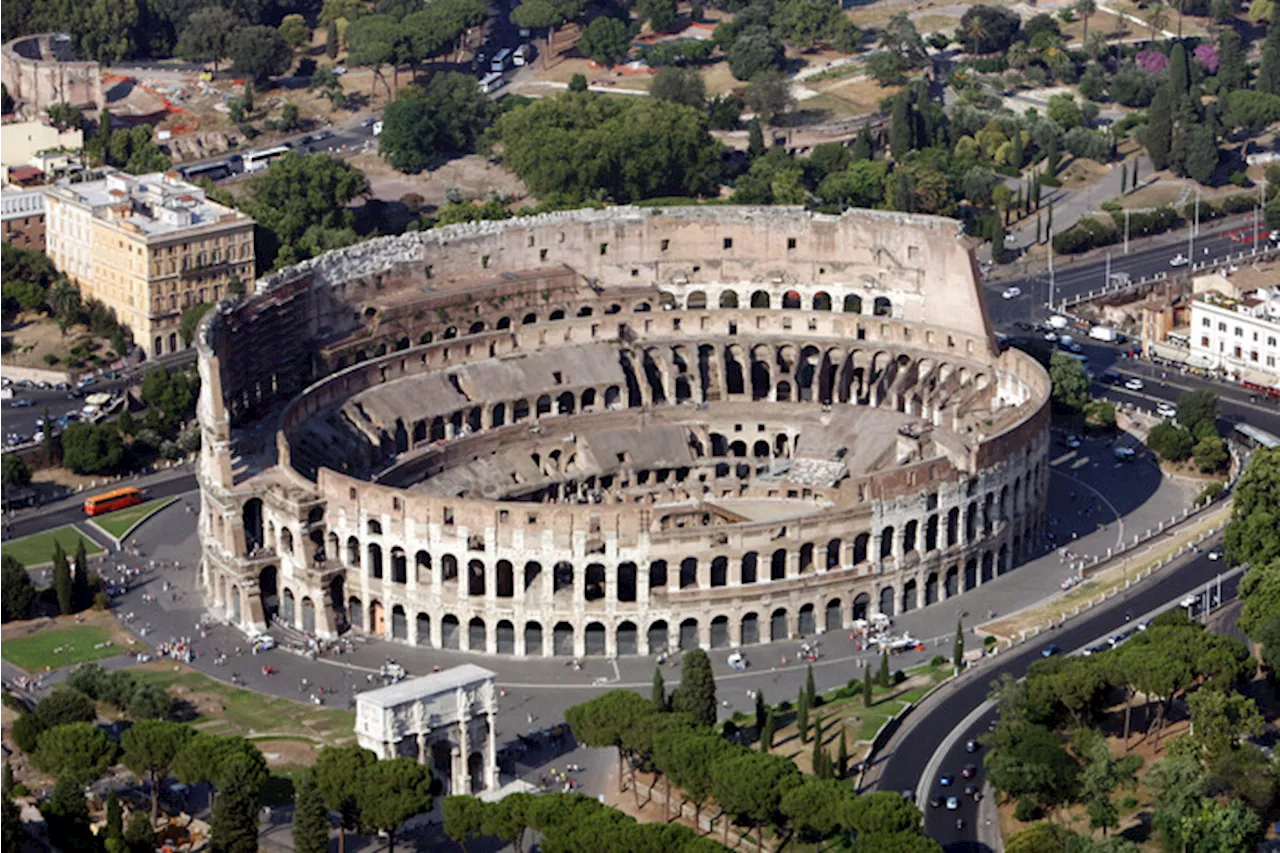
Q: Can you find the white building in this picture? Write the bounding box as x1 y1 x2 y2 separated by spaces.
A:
1189 274 1280 385
354 665 500 796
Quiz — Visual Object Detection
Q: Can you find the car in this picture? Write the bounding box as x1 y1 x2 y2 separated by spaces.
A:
965 739 979 753
939 774 954 787
299 135 314 146
963 783 978 796
1137 620 1149 631
945 796 960 811
76 376 97 389
1109 272 1132 285
316 130 335 141
929 796 942 808
1124 377 1144 391
1271 230 1280 242
1066 341 1084 353
1208 548 1222 561
16 380 33 388
961 764 977 779
1041 644 1059 657
1044 331 1059 342
1082 644 1109 656
1170 253 1190 267
54 382 69 391
1156 402 1177 418
1002 286 1022 300
901 790 915 803
333 65 347 75
361 117 376 127
1180 594 1198 609
36 381 51 389
10 399 32 408
1065 435 1083 449
1114 446 1137 460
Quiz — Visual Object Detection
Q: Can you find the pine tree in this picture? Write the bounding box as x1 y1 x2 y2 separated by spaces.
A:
863 664 874 708
836 729 849 778
72 538 90 612
754 689 766 734
953 619 965 670
1145 86 1172 170
292 772 330 853
747 118 766 158
1259 14 1280 96
326 19 340 60
877 650 891 687
52 540 72 615
889 90 912 160
210 754 262 853
804 664 816 709
761 712 775 752
651 667 667 711
670 649 717 728
852 123 873 161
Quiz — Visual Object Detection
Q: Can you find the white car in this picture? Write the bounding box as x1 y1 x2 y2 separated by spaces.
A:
1002 286 1022 300
1169 254 1190 267
1208 548 1222 561
1114 446 1137 460
1156 402 1177 418
1124 377 1144 391
1044 331 1059 342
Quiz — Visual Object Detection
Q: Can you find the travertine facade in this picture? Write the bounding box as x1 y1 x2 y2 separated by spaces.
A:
1 34 103 115
195 207 1051 658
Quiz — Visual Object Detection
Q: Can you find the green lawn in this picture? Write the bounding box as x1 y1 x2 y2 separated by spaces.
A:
3 524 104 568
90 497 177 539
0 625 123 671
129 666 356 744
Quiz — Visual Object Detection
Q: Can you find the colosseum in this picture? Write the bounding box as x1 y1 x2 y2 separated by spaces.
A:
194 206 1052 658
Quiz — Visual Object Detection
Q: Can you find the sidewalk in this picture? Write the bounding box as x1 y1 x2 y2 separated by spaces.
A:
1004 152 1154 252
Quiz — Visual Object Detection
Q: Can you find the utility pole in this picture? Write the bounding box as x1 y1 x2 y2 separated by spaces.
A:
1048 227 1056 310
1124 209 1131 255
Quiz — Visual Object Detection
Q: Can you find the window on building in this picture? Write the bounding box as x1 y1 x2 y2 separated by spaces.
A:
1234 346 1242 358
1202 318 1211 327
1235 327 1244 337
1219 322 1227 331
1252 351 1259 361
1201 336 1210 346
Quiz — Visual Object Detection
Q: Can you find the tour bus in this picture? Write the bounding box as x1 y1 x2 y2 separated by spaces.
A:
84 486 145 517
178 158 238 182
243 145 292 172
513 43 531 66
490 48 513 73
479 72 507 94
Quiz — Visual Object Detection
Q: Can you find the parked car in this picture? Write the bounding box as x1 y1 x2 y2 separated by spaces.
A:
965 739 979 753
1170 254 1190 267
1208 548 1222 561
1002 286 1022 300
1041 644 1059 657
1124 377 1145 391
1156 402 1177 418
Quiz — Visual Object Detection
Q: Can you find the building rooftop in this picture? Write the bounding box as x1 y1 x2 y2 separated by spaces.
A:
48 170 248 237
1196 285 1280 324
355 664 496 710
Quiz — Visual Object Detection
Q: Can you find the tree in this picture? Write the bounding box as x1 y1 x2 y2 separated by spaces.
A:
1187 689 1264 763
747 118 766 157
761 712 776 751
1147 421 1195 462
889 90 912 160
984 723 1080 808
1193 435 1227 472
124 812 157 853
379 74 495 173
578 16 632 66
796 686 810 742
1 554 36 623
637 0 678 33
1049 351 1090 412
103 789 125 853
46 277 80 324
327 19 340 59
177 7 242 70
228 25 294 82
652 667 668 711
210 752 264 853
878 11 927 67
1076 0 1098 49
671 649 717 728
863 664 874 707
511 0 587 69
836 728 849 777
710 752 802 848
313 745 378 853
959 5 1021 54
60 421 125 475
292 771 330 853
179 302 214 347
34 722 116 783
357 758 434 853
45 775 93 853
728 26 785 80
651 67 706 110
953 619 965 671
52 540 73 615
1261 15 1280 95
246 152 368 268
280 14 312 49
1146 3 1171 38
653 729 731 825
71 537 90 612
1177 388 1219 433
1217 30 1248 93
1143 86 1173 171
877 650 891 687
780 777 847 838
865 52 906 86
1077 730 1141 836
770 0 842 50
744 70 794 124
122 720 194 820
1225 448 1280 571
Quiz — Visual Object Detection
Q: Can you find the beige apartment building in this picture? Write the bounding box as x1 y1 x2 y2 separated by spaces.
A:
45 170 255 358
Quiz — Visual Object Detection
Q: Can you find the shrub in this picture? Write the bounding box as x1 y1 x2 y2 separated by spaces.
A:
892 670 907 685
983 635 998 647
1014 797 1043 821
1197 481 1225 505
930 654 947 667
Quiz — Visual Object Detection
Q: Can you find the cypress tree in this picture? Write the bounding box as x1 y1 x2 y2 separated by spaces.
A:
1120 161 1128 194
754 689 766 734
747 118 766 158
104 790 125 852
52 540 72 615
72 538 90 612
836 729 849 777
1047 203 1054 237
1036 212 1043 244
652 667 667 711
889 90 912 160
953 619 965 670
761 712 775 752
1217 30 1247 93
1184 125 1220 185
1145 86 1172 170
670 649 717 728
1011 130 1024 171
125 812 157 853
2 762 23 853
1133 157 1140 185
852 123 873 161
863 664 874 707
46 776 93 853
326 19 340 60
1259 14 1280 96
877 650 891 687
810 717 824 772
292 772 330 853
804 664 816 708
1167 43 1190 104
1015 186 1022 217
796 687 809 742
992 226 1004 264
210 753 262 853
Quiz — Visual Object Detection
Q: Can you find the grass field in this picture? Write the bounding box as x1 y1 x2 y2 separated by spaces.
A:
90 497 177 539
0 624 123 671
129 664 356 745
3 524 104 568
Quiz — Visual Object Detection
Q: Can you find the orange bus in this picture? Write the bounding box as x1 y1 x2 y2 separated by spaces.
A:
84 487 145 516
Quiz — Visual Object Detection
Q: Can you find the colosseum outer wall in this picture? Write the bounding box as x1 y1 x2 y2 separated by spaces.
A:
1 34 104 114
194 206 1050 656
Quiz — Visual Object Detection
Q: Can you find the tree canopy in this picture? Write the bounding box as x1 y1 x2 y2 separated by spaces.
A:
379 74 496 172
245 152 369 268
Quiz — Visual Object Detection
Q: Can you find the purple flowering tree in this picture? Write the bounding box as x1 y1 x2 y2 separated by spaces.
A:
1193 42 1219 73
1137 49 1170 74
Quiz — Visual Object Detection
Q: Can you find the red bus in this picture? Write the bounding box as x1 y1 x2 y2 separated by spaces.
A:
84 487 144 516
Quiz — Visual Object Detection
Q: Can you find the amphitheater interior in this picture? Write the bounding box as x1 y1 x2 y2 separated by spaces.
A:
195 206 1052 659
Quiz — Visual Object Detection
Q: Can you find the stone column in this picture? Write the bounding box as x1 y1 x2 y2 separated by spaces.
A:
485 706 499 790
417 732 427 764
456 690 471 795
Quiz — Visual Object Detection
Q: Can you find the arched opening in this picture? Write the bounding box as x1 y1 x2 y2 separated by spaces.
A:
797 603 816 635
648 620 669 655
825 598 842 631
524 621 543 656
416 613 431 646
741 612 760 645
843 294 863 313
741 552 758 584
496 620 515 654
617 621 638 655
348 596 363 630
719 291 739 308
258 565 279 624
392 605 408 640
553 621 574 656
782 290 802 309
770 608 788 642
441 614 460 649
678 618 698 650
770 549 787 580
853 593 870 621
813 292 832 311
710 615 730 649
585 622 606 656
369 599 385 635
878 586 895 617
925 572 939 605
873 296 892 317
242 498 264 554
391 548 407 584
585 563 606 601
300 597 315 632
945 565 959 598
710 556 728 587
282 588 295 626
902 579 918 613
679 557 697 589
750 290 770 309
686 290 707 309
468 560 486 596
368 543 383 579
496 560 514 598
469 617 487 651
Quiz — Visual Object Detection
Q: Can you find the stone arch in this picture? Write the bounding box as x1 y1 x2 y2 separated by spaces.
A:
782 290 802 309
710 615 730 649
301 597 315 632
741 612 760 645
469 617 487 651
348 595 363 630
925 572 939 605
442 614 461 649
853 533 870 564
368 543 383 579
391 605 408 640
496 620 515 654
878 586 895 617
812 291 832 311
259 564 279 623
496 560 514 597
945 565 959 598
370 599 386 635
468 559 486 596
524 621 543 655
902 578 918 612
678 618 699 650
750 290 770 309
648 620 669 654
282 588 296 626
416 613 431 646
617 620 638 655
853 592 870 621
553 621 574 656
242 498 264 553
843 294 863 313
825 598 842 631
391 547 407 584
686 290 707 309
770 608 789 641
415 550 431 583
797 603 816 635
585 622 607 656
719 291 739 308
873 296 892 316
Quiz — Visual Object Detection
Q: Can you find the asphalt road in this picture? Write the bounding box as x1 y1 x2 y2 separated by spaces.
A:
875 545 1241 851
4 474 197 540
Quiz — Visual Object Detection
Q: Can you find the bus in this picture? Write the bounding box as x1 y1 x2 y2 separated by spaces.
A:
84 487 145 516
479 72 507 94
243 145 292 173
490 48 513 72
178 158 237 182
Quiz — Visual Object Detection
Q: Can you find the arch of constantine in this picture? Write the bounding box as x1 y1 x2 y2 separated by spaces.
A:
194 206 1052 658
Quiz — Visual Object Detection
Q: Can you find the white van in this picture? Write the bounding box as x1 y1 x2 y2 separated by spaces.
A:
479 72 507 94
513 43 530 66
491 48 513 72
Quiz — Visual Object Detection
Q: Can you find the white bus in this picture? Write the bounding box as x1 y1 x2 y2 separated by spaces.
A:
513 43 530 66
479 72 507 94
243 145 292 172
490 48 513 72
